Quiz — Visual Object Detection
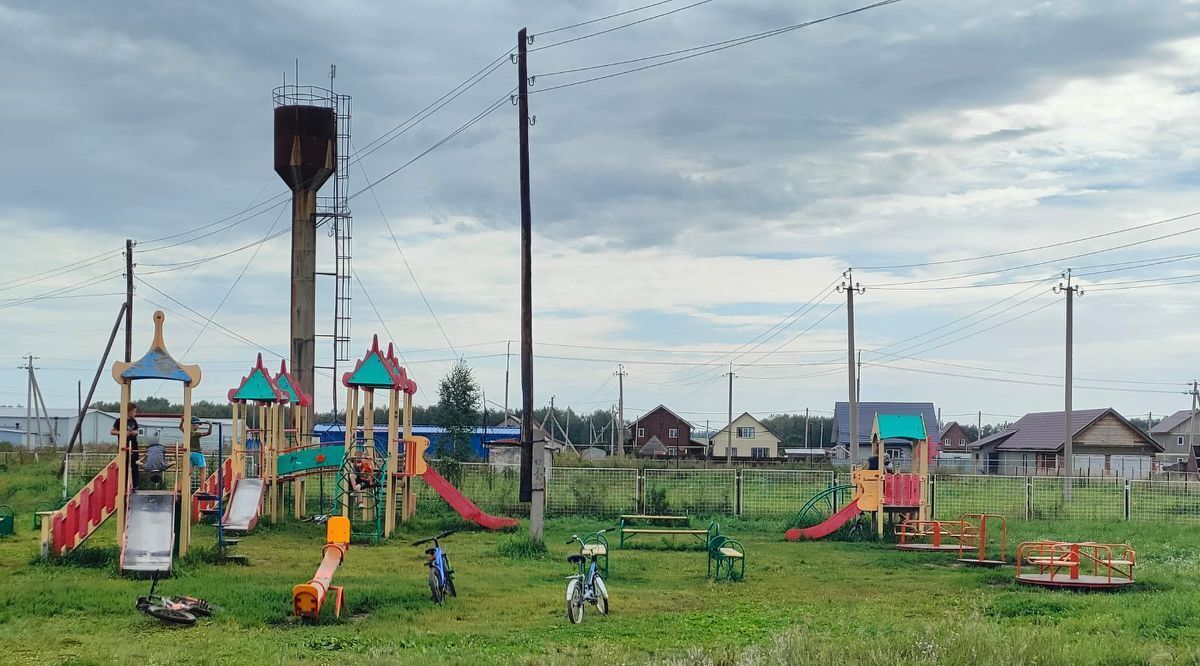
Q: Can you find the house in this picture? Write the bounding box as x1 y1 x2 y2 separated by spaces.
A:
631 405 706 458
940 421 971 451
782 447 829 463
1149 409 1199 462
971 408 1161 478
830 402 940 465
707 412 782 460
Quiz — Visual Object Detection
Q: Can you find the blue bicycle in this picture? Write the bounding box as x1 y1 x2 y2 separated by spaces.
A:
413 530 457 605
565 531 610 624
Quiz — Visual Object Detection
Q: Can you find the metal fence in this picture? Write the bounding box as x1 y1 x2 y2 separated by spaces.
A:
56 455 1200 523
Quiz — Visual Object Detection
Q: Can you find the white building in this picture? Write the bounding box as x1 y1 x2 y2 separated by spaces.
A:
0 406 231 451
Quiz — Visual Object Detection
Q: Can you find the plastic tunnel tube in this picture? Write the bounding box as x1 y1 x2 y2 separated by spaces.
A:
293 516 350 621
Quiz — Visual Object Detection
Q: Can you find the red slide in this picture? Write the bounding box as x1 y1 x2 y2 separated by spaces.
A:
420 467 519 530
785 499 862 541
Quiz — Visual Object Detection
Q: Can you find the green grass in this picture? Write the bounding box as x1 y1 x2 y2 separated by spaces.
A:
5 459 1200 664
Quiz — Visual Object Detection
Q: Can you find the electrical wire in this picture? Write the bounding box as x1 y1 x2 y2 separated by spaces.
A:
530 0 903 94
352 270 432 403
354 141 457 355
534 0 686 36
530 0 715 52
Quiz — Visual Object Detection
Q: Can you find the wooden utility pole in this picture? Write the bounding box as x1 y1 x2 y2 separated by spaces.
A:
22 354 36 448
504 340 511 418
614 364 627 454
64 304 127 461
516 27 543 539
125 239 134 363
725 363 736 464
1188 382 1198 465
804 408 810 448
1054 271 1082 500
839 271 865 467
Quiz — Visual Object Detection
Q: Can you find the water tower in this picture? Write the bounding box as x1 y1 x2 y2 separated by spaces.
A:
273 81 353 419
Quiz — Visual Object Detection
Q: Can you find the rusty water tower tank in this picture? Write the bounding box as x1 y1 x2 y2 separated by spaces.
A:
273 87 337 192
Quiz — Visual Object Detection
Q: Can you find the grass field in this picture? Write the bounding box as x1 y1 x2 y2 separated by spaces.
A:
4 460 1200 664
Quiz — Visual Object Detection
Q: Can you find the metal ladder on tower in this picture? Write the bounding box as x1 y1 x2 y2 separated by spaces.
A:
316 88 353 412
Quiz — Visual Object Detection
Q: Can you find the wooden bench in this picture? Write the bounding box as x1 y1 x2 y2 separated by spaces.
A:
617 515 711 547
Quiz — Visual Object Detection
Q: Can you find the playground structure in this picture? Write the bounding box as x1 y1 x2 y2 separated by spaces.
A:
956 513 1007 566
1016 541 1136 589
292 516 351 621
786 413 929 541
223 354 291 533
39 311 202 575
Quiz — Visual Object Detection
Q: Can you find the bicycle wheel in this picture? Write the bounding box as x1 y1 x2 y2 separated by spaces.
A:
445 571 457 598
146 606 196 625
176 596 214 616
593 575 609 616
428 567 445 605
566 582 584 624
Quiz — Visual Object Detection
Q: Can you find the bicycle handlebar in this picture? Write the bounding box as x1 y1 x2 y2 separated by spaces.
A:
412 529 457 547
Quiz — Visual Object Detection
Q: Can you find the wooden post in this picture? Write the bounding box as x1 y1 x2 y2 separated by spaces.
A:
179 384 193 557
402 390 414 522
918 437 929 522
115 383 131 539
385 388 399 537
363 389 375 522
343 386 357 519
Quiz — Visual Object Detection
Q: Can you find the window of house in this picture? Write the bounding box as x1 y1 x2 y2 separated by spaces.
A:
668 428 678 439
667 447 677 456
737 427 755 439
1036 453 1056 470
637 427 645 438
1179 435 1186 446
751 447 767 459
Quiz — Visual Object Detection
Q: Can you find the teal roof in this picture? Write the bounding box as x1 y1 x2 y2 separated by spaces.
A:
345 351 394 388
275 372 300 403
874 414 927 442
233 368 279 402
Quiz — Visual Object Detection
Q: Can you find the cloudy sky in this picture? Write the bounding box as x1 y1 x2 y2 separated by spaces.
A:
3 0 1200 432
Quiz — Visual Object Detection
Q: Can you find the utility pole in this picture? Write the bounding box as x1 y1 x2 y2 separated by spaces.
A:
839 271 865 467
504 340 511 418
22 354 37 448
614 364 627 455
1188 382 1198 466
125 239 134 363
804 408 810 449
977 411 982 442
515 27 543 540
1054 271 1082 500
725 363 736 464
856 350 862 402
610 405 616 455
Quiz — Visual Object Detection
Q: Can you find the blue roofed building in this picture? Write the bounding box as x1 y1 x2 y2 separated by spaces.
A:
314 423 521 460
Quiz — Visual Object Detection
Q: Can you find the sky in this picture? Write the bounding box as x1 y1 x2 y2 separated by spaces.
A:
2 0 1200 435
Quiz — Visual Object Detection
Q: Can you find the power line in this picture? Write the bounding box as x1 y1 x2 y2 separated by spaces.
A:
530 0 904 94
352 270 431 403
855 209 1200 271
348 92 513 199
865 361 1184 396
0 248 124 294
353 141 457 355
534 0 687 37
530 0 715 52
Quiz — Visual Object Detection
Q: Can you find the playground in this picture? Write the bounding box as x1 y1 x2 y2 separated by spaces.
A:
2 465 1200 665
1 318 1197 664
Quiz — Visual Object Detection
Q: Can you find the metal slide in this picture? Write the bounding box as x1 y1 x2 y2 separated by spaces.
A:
785 499 862 541
421 467 519 530
121 491 177 574
223 478 265 532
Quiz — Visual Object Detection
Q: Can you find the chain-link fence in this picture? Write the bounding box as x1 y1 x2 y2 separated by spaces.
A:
546 467 637 517
740 469 835 517
644 469 735 515
56 453 1200 524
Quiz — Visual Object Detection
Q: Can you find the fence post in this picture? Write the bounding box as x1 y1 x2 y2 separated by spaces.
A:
1123 479 1131 521
636 468 645 514
734 468 742 516
929 474 937 519
1025 477 1033 520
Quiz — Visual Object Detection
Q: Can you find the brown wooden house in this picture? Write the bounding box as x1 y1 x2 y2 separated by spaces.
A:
632 405 706 458
940 421 971 451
